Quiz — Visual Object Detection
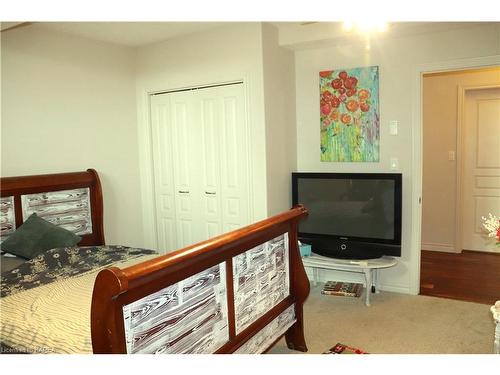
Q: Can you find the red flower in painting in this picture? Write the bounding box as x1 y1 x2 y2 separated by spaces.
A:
330 109 339 121
321 103 332 115
358 89 371 101
346 100 359 112
346 88 357 97
344 77 357 89
340 113 352 124
339 71 348 81
331 96 340 108
331 78 343 90
320 70 332 78
359 102 370 112
322 91 333 100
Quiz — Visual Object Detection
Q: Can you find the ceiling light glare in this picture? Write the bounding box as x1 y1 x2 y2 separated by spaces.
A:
343 20 389 34
342 21 353 31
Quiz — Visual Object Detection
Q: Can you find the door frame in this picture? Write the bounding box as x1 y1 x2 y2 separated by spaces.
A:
410 55 500 295
455 84 500 252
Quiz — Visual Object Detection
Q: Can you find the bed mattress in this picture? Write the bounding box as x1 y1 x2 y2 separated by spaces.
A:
0 246 157 354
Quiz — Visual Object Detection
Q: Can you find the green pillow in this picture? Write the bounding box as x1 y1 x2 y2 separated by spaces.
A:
0 213 81 259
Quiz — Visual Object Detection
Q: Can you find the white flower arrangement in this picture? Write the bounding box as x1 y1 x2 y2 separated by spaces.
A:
482 213 500 247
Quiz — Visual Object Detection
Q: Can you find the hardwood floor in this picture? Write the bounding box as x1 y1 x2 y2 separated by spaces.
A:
420 250 500 305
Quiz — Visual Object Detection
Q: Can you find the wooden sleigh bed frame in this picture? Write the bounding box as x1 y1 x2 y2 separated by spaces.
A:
1 169 310 354
0 168 105 247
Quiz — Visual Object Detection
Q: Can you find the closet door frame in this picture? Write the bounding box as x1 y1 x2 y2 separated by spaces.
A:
142 80 255 253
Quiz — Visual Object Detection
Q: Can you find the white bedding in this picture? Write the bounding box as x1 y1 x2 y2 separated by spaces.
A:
0 254 157 354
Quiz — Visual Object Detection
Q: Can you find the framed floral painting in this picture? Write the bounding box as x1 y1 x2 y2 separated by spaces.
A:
320 66 380 162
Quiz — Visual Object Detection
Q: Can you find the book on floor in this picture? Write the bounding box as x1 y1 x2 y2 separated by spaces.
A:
322 281 363 297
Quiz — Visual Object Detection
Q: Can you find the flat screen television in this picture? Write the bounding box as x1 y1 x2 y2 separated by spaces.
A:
292 172 402 260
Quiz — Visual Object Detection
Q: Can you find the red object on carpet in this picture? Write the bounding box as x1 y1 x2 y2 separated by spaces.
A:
323 343 368 354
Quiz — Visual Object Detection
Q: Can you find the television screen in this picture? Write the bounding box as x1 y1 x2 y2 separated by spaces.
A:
292 173 402 259
297 178 395 240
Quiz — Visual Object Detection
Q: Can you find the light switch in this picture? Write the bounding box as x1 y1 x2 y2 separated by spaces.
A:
389 120 398 135
448 151 456 161
390 157 399 170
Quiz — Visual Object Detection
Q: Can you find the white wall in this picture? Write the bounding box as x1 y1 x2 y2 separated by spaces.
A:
0 22 294 254
262 23 297 216
294 23 500 293
135 23 269 250
0 27 144 247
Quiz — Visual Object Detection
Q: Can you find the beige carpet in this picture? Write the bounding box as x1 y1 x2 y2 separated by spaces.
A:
268 284 495 354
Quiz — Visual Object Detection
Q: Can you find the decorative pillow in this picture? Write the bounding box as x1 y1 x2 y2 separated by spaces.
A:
0 213 81 259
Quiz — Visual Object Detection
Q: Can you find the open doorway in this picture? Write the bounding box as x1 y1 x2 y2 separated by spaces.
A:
419 66 500 304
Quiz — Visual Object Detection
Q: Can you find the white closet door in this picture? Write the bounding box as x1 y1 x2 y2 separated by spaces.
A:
151 91 203 250
198 89 223 240
218 84 249 233
197 84 249 238
169 91 203 248
150 94 178 251
151 83 250 252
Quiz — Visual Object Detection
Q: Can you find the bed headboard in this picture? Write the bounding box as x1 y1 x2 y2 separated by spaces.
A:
0 169 105 246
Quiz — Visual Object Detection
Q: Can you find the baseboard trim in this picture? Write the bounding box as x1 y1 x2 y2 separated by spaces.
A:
421 242 456 253
462 249 500 256
379 284 411 295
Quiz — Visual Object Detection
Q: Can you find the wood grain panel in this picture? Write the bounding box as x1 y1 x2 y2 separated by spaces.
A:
233 233 290 334
21 188 93 235
0 196 16 242
122 263 228 354
234 304 296 354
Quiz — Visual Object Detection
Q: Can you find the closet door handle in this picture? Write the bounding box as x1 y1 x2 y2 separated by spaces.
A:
205 191 216 195
178 190 190 194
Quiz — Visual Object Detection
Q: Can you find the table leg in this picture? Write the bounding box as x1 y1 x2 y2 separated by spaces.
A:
374 269 380 293
313 267 319 287
363 268 372 306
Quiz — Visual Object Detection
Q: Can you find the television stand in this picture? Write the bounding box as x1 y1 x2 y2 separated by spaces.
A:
301 253 397 306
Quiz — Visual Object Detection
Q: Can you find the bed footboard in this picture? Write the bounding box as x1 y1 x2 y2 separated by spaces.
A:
91 205 309 354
